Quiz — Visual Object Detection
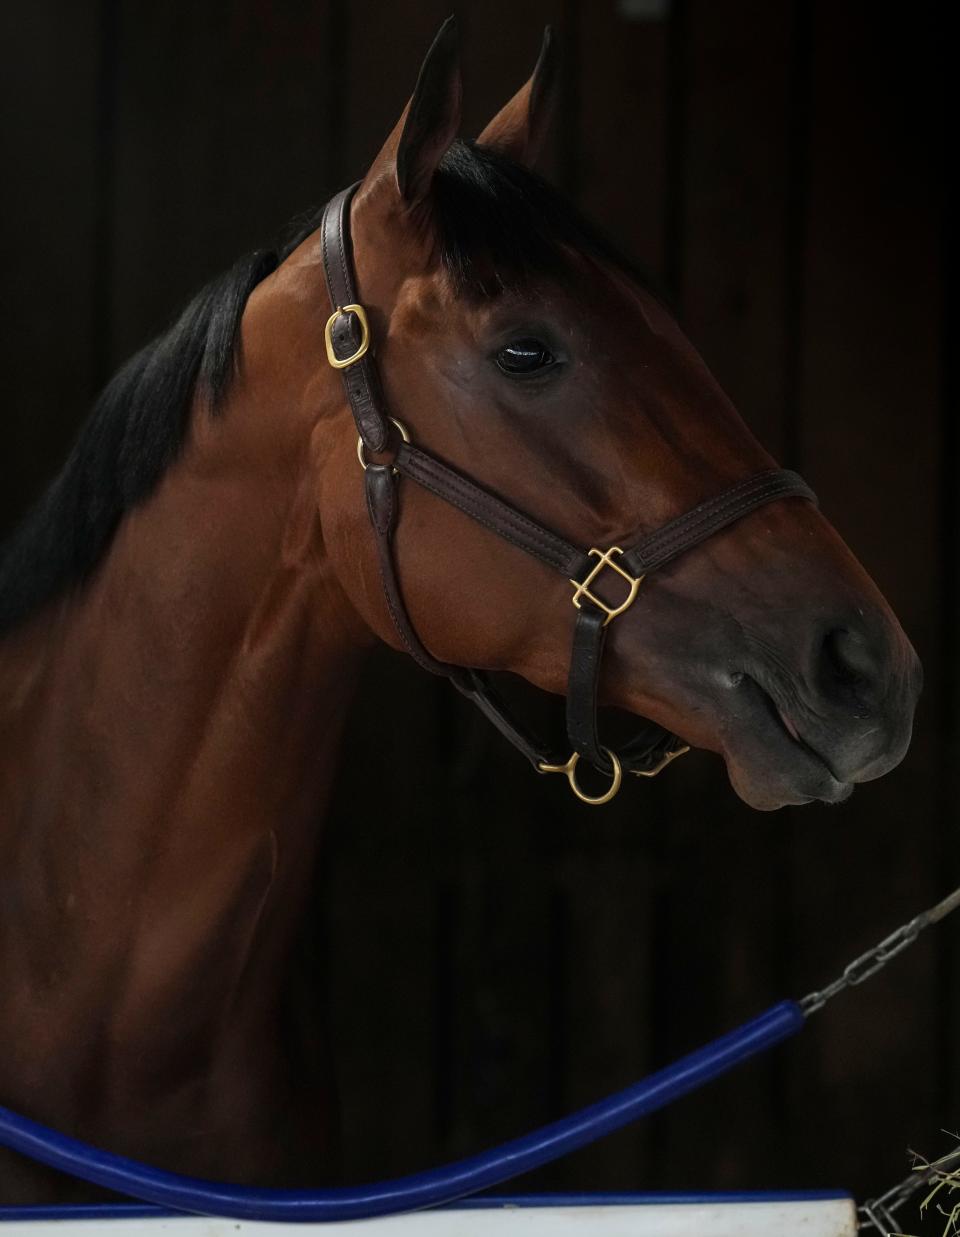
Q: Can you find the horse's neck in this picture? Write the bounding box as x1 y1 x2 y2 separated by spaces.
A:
0 374 368 1090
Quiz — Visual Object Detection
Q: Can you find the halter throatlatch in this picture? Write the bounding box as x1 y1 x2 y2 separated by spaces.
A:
320 184 817 804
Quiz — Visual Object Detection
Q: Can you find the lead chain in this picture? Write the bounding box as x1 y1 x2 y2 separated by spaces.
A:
800 885 960 1017
795 883 960 1234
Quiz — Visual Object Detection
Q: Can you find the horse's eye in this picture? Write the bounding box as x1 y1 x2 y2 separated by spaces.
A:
495 338 556 376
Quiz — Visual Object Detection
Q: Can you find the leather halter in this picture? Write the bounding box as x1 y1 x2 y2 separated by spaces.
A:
320 185 817 805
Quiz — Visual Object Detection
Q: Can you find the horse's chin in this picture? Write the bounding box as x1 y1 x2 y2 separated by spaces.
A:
725 758 855 812
620 694 855 812
713 676 859 812
715 666 921 811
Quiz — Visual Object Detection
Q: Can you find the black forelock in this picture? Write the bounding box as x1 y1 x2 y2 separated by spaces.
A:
433 139 656 298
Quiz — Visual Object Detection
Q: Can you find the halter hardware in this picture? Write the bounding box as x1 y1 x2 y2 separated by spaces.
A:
570 547 643 625
633 741 691 778
539 738 691 806
539 748 623 806
356 417 410 473
324 303 371 369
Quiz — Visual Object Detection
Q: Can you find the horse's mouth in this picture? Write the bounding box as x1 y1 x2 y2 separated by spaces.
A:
719 674 855 811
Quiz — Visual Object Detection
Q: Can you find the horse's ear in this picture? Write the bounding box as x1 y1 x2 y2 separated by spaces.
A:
476 27 558 168
378 15 462 206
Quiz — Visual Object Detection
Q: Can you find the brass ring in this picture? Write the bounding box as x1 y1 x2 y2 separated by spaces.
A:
356 418 411 473
538 748 623 806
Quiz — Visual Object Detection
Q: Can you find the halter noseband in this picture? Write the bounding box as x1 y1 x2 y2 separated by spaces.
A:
320 185 817 805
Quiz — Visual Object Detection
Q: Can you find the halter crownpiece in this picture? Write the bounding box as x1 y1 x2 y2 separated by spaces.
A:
320 184 817 805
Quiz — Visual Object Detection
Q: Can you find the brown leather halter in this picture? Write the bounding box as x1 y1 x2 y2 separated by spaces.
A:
321 185 817 805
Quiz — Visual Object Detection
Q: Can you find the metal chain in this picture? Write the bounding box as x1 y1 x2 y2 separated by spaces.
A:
858 1144 960 1233
796 883 960 1233
800 885 960 1017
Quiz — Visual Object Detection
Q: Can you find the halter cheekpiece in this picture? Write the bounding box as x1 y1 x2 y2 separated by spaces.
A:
321 184 817 805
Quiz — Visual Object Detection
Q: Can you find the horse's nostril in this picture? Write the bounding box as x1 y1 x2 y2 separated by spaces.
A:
820 626 886 706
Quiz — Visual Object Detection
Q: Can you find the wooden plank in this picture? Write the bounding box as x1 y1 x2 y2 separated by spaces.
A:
786 0 944 1198
675 1 795 459
545 858 656 1189
460 1 565 181
109 1 339 368
317 653 449 1176
944 62 960 1128
429 866 560 1169
318 861 442 1177
574 0 670 269
0 1 103 536
616 0 800 1192
335 0 450 184
325 675 570 1177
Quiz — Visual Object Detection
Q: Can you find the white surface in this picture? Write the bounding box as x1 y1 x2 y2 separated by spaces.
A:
0 1199 858 1236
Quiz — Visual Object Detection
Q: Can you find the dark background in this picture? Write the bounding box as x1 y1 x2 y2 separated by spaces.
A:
0 0 952 1224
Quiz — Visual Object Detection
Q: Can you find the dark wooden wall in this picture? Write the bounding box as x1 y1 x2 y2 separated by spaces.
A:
0 0 951 1219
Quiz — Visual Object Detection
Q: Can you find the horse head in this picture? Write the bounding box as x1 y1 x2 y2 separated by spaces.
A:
261 20 920 812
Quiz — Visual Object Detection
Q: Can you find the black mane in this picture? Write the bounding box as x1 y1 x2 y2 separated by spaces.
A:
0 217 320 636
0 141 649 637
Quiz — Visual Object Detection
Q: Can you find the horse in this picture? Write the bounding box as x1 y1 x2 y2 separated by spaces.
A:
0 19 921 1203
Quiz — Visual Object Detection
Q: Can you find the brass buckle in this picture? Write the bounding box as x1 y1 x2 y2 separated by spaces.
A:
357 417 410 474
538 748 622 806
632 742 690 778
570 548 643 626
324 303 371 370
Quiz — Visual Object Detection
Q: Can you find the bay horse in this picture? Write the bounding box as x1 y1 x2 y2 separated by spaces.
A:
0 20 920 1203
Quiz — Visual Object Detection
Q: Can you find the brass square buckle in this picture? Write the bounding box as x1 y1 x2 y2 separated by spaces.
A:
324 303 371 370
570 547 643 625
